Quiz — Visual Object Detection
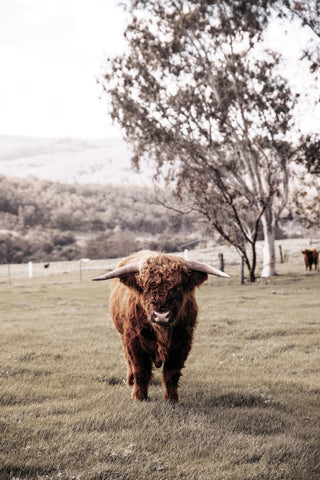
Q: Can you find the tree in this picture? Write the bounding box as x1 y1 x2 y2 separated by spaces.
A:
282 0 320 73
276 1 320 230
101 0 298 280
290 134 320 231
290 170 320 231
82 230 138 259
280 1 320 176
296 133 320 177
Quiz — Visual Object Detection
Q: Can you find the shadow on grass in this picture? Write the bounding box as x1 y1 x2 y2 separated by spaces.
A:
204 390 278 408
95 375 284 410
0 466 56 480
176 386 289 436
95 374 163 387
177 382 286 411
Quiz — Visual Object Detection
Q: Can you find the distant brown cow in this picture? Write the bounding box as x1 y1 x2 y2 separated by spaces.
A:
302 249 319 271
93 250 230 401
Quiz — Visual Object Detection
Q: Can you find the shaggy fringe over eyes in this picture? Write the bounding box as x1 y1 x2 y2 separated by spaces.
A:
138 255 189 291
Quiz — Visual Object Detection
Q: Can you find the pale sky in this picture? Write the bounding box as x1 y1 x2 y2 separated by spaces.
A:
0 0 128 139
0 1 319 140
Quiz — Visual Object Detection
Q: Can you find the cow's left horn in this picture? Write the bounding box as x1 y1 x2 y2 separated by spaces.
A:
92 262 140 281
186 260 231 278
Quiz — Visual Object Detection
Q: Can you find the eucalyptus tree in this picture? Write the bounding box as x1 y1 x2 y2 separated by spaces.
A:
282 0 320 72
101 0 299 280
277 0 320 231
281 0 320 174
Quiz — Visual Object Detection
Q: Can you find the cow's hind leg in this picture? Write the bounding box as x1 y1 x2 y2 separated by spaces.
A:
125 355 134 386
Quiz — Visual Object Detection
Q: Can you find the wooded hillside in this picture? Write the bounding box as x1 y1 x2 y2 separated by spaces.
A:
0 175 199 263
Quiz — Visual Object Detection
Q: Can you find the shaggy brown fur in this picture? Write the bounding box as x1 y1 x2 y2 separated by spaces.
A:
109 251 208 401
302 249 319 271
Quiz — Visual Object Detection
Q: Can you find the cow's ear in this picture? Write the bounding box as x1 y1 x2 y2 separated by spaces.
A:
119 273 142 292
185 271 208 290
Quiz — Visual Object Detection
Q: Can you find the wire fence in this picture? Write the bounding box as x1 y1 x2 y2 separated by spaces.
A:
0 238 318 286
0 258 121 286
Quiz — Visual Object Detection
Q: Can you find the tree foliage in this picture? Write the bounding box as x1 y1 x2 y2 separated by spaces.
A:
281 0 320 73
296 134 320 174
0 230 80 264
101 0 301 280
271 1 320 220
0 175 199 263
0 175 189 235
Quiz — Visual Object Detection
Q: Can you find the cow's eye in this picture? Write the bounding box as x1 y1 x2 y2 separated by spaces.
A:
173 285 183 296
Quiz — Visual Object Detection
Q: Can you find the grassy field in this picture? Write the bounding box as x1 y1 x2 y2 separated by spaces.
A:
0 255 319 479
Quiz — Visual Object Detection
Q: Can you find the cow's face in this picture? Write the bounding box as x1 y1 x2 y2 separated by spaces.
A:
140 278 185 326
119 258 207 327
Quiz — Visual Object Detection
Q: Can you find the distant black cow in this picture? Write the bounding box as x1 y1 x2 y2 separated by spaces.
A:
301 249 319 271
44 263 50 269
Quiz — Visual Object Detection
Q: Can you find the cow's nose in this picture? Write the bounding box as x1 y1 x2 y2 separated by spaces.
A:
152 311 171 324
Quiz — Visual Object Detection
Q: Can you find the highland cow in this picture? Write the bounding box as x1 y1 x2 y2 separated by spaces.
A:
93 250 230 401
302 249 319 271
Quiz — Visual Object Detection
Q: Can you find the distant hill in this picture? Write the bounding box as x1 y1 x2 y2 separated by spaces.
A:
0 135 155 185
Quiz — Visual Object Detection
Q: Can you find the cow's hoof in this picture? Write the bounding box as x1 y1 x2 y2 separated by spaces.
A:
165 395 179 403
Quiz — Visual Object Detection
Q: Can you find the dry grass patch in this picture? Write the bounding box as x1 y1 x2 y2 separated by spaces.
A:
0 264 319 479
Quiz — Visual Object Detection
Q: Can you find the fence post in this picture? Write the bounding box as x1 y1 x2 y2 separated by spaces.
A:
279 245 284 264
8 264 11 286
240 257 245 285
80 258 90 282
28 261 33 278
79 260 83 283
218 253 224 272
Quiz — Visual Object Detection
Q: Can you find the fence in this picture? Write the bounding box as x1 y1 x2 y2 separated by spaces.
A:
0 238 318 286
0 258 121 286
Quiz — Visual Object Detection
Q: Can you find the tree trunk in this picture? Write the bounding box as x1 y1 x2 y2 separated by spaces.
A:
261 213 276 277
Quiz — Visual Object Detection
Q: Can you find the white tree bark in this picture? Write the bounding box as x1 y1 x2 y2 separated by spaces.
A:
261 214 276 277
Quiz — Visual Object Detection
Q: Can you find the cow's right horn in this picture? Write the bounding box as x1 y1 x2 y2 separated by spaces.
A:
92 263 140 281
186 260 231 278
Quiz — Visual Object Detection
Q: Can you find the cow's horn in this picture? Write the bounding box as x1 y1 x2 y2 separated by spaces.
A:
92 262 140 281
186 260 231 278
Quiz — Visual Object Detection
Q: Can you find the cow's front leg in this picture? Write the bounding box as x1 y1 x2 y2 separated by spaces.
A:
162 366 182 402
123 346 134 386
126 342 153 400
132 365 152 400
163 329 193 402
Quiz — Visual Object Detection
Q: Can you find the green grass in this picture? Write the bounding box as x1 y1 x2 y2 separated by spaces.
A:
0 262 319 480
